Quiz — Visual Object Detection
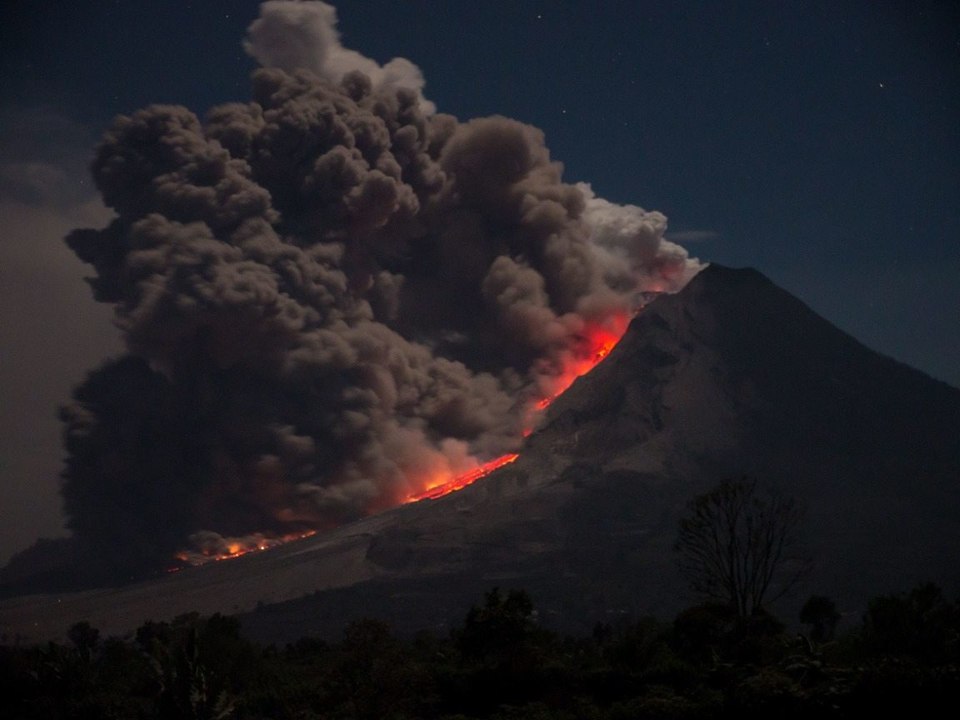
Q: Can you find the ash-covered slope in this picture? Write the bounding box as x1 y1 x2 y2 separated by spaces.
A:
524 264 960 604
538 262 960 504
2 265 958 642
310 263 960 636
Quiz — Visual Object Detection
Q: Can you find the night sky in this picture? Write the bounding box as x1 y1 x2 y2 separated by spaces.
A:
1 0 957 563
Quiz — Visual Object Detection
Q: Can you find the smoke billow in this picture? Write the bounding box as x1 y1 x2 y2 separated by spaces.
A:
59 1 701 577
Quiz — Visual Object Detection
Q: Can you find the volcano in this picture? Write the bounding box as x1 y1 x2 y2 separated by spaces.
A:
2 264 958 642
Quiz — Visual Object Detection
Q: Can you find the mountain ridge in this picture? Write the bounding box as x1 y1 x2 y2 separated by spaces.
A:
2 264 958 642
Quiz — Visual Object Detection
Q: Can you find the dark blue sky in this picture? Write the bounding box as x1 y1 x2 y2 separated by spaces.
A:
0 1 957 560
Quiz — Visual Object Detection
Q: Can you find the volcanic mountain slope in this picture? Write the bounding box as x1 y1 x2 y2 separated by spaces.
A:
2 264 958 642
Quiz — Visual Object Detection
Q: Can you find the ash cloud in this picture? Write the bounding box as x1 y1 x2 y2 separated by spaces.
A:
244 0 435 113
57 1 701 579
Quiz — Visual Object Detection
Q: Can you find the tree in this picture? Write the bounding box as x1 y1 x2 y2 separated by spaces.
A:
332 619 422 720
800 595 841 643
675 477 808 617
456 587 540 667
67 621 100 662
862 582 960 663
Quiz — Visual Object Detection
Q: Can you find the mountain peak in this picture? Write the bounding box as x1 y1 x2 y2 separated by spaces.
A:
2 266 958 642
541 262 959 458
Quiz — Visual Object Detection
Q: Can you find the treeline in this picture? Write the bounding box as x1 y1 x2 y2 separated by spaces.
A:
1 583 959 719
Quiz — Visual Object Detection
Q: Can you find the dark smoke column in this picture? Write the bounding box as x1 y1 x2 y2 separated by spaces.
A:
58 1 700 579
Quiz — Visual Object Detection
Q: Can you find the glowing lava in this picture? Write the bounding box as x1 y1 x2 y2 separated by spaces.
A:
404 311 631 503
535 312 629 411
405 453 520 503
172 529 318 568
174 310 632 565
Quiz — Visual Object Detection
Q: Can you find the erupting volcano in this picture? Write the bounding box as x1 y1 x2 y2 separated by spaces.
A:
176 311 635 564
5 1 700 583
5 265 960 639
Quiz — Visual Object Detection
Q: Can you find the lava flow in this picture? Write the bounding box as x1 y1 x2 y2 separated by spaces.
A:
171 529 318 569
404 311 631 503
405 453 520 503
534 312 628 411
174 312 631 566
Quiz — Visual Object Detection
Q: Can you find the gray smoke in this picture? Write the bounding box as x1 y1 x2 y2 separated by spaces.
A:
60 1 700 577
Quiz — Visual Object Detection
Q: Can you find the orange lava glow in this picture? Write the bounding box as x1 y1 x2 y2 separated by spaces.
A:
172 310 632 566
404 453 520 503
403 311 631 504
171 529 318 569
536 312 629 411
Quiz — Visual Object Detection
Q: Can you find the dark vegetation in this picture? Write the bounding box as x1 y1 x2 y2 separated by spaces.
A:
675 477 810 621
1 582 958 719
676 478 810 619
2 478 955 717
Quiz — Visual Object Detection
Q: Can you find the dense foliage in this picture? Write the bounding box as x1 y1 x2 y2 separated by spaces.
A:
2 584 958 719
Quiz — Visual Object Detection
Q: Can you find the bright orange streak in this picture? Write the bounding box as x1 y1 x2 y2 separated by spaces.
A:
171 310 632 566
404 453 520 503
404 311 631 503
534 312 629 412
172 529 318 568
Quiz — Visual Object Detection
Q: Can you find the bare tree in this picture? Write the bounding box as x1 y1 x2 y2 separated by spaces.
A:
676 477 808 617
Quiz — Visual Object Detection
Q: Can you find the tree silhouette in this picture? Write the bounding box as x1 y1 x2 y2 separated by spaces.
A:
456 587 539 667
676 477 808 617
800 595 841 643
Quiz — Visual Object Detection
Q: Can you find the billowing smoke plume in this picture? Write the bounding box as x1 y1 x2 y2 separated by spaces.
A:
60 1 701 578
